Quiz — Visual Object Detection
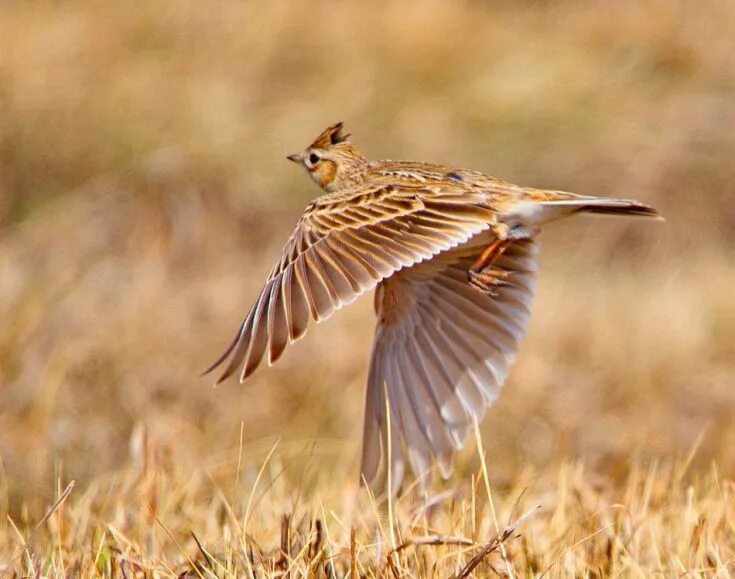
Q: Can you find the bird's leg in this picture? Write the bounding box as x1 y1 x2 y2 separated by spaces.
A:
470 239 510 273
469 230 513 294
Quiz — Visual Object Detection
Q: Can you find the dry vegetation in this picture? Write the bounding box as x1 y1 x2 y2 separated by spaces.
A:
1 0 735 576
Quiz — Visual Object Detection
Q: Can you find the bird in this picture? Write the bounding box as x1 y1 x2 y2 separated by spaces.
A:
204 122 660 495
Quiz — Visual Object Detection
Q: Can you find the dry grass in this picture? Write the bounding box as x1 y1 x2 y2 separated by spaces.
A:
1 0 735 576
3 437 735 577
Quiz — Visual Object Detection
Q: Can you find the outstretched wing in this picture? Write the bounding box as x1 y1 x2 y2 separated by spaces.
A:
205 184 498 383
361 236 538 494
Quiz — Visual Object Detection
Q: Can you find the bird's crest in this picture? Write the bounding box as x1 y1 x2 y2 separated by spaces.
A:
309 122 350 149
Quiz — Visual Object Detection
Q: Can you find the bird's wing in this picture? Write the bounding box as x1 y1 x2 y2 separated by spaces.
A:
205 184 498 383
361 235 538 494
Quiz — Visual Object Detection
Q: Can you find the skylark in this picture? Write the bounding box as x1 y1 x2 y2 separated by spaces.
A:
206 122 659 494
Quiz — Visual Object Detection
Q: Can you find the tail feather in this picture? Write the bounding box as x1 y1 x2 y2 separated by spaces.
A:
573 199 659 219
537 196 661 220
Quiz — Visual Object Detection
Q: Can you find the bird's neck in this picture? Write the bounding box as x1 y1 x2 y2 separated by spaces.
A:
323 155 369 192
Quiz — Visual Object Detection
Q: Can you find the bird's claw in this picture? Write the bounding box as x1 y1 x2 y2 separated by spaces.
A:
468 268 512 295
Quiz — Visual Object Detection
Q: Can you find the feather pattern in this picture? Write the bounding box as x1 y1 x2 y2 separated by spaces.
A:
204 183 497 383
361 236 538 489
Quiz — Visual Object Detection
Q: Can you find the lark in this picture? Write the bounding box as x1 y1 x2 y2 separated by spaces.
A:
205 122 660 494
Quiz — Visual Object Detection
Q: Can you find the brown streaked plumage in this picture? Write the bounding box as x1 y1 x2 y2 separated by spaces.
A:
205 122 660 494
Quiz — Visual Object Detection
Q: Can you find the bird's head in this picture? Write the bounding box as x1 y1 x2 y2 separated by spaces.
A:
287 122 367 192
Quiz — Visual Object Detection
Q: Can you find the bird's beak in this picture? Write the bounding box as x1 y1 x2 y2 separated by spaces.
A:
286 152 303 164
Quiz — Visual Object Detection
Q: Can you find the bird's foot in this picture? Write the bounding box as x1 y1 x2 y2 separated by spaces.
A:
468 268 512 295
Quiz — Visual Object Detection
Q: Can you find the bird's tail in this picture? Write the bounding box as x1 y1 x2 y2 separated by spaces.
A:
533 193 661 222
554 198 660 218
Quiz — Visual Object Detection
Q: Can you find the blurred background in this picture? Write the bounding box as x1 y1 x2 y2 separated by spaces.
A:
1 0 734 514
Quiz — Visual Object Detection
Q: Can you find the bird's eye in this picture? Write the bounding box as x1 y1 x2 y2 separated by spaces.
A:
309 153 320 165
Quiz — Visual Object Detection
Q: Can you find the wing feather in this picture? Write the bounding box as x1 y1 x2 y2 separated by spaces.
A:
304 259 337 319
410 323 470 440
361 339 384 483
206 183 496 383
353 227 418 264
295 255 321 321
241 288 271 380
286 266 310 342
360 237 538 492
428 302 503 403
312 245 356 305
401 337 456 475
266 279 289 364
337 229 404 273
391 348 433 480
324 236 382 286
413 313 473 425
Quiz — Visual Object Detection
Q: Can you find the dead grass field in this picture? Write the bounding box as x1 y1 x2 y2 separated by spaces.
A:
1 0 735 575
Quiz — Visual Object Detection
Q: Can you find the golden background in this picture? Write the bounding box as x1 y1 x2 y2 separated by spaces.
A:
1 1 734 573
